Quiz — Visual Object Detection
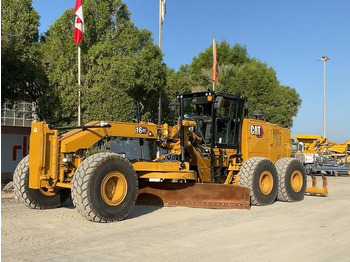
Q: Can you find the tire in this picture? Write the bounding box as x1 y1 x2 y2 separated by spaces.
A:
71 152 138 222
275 158 306 202
13 155 70 209
239 157 278 206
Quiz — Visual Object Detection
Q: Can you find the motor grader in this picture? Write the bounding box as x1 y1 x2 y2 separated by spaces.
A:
13 91 326 222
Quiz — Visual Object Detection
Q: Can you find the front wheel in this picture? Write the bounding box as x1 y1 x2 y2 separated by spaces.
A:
239 157 278 206
71 152 138 222
13 155 70 209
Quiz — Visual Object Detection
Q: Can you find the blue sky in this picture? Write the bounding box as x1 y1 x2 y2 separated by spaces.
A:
33 0 350 143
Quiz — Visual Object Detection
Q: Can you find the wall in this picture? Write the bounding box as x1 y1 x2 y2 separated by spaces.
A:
1 126 30 181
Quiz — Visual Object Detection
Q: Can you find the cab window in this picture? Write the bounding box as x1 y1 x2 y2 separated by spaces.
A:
215 100 239 146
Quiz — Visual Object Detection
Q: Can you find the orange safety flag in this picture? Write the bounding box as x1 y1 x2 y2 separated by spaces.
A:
212 37 218 83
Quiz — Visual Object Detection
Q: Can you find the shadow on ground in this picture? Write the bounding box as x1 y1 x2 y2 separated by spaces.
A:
128 205 162 219
61 195 162 218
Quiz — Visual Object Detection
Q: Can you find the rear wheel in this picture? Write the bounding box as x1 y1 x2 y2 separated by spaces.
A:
275 158 306 202
71 152 138 222
239 157 278 206
13 155 70 209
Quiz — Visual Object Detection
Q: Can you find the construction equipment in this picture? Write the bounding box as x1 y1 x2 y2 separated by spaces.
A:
295 135 350 176
13 91 326 222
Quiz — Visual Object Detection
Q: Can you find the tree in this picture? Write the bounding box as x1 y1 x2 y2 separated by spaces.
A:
41 0 166 125
1 0 50 119
162 68 193 123
173 41 301 128
190 41 250 90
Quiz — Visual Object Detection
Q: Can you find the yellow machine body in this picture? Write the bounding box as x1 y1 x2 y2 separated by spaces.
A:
241 119 291 162
28 118 292 190
24 91 327 219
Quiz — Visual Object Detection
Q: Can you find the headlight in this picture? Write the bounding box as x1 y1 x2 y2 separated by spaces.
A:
100 120 109 127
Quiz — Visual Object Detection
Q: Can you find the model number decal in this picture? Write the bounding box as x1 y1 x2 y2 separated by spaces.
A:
135 126 148 134
250 125 263 138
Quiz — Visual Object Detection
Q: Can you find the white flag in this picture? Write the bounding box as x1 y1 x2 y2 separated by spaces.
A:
161 0 166 24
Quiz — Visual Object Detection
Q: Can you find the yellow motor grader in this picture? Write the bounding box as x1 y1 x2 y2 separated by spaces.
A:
13 91 326 222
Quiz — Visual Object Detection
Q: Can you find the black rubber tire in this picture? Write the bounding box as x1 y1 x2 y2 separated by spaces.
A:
71 152 138 222
275 158 307 202
13 155 70 209
239 157 278 206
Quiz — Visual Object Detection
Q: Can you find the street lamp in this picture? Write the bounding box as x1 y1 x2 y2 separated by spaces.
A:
318 56 330 139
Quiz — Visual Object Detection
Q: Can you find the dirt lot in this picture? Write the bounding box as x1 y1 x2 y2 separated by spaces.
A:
2 176 350 262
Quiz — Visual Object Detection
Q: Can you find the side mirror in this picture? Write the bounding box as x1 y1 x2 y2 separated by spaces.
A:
214 96 224 109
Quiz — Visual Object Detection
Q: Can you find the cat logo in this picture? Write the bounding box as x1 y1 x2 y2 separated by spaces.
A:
250 125 264 138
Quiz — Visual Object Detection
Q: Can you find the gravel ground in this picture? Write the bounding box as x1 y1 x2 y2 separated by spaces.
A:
2 176 350 262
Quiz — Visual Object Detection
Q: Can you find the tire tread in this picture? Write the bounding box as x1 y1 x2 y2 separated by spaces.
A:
13 155 64 209
71 152 138 222
239 157 277 206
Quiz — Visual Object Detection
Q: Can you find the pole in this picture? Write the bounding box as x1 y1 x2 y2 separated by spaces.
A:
323 59 326 139
158 0 162 51
156 0 163 158
319 56 329 138
158 0 162 125
78 45 81 126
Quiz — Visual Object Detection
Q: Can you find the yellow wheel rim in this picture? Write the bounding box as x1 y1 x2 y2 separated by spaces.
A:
259 171 273 195
101 172 128 206
291 170 303 192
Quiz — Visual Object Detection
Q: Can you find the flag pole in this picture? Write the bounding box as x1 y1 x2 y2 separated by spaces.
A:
158 0 162 125
156 0 163 158
74 0 83 126
158 0 162 50
78 45 81 126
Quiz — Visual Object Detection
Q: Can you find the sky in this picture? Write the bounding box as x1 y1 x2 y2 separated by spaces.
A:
33 0 350 143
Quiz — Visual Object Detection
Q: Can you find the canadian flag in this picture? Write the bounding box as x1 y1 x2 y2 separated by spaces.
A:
74 0 84 45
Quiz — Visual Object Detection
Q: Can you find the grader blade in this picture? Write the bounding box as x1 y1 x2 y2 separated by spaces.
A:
137 181 250 209
305 174 328 196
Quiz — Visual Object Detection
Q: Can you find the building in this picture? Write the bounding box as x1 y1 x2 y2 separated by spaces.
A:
1 102 34 182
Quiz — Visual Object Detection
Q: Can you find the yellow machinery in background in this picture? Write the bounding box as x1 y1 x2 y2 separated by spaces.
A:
295 135 350 177
13 91 326 222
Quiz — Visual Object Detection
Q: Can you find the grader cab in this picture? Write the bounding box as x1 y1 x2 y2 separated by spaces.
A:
13 91 327 222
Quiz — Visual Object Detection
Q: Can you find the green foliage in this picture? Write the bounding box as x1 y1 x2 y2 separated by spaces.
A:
172 42 301 128
162 68 193 123
1 0 50 119
2 0 300 129
41 0 166 125
190 41 250 90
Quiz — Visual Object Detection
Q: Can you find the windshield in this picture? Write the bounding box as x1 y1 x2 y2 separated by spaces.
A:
184 96 211 118
182 96 240 147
